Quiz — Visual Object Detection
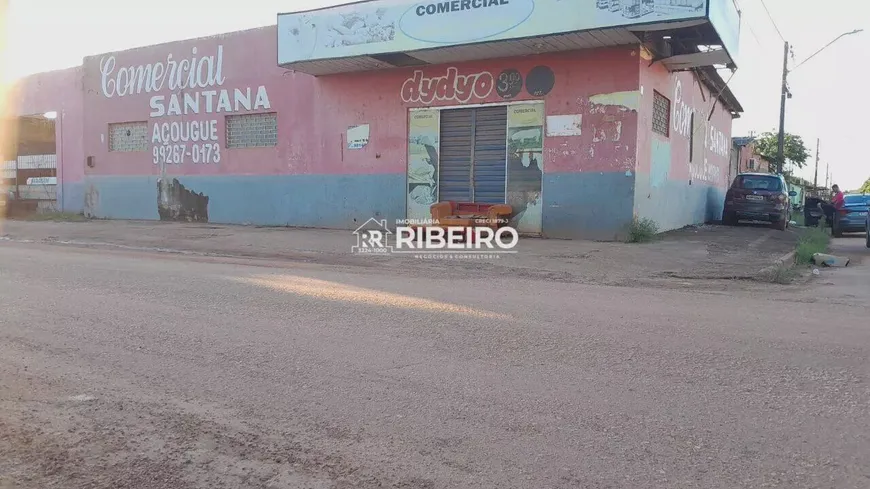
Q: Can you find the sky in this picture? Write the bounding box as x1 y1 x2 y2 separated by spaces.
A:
4 0 868 188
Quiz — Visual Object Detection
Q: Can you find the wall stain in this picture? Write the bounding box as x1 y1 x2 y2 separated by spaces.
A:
84 184 99 218
588 91 641 113
157 178 209 222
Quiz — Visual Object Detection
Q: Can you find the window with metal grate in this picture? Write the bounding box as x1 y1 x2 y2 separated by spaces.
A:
226 113 278 149
108 122 148 152
652 91 670 137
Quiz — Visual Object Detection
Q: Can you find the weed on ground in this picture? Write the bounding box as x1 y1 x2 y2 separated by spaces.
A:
758 219 831 284
626 217 659 243
23 212 89 222
794 220 831 265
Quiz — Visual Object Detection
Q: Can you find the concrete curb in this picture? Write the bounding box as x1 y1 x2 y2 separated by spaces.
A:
759 250 797 274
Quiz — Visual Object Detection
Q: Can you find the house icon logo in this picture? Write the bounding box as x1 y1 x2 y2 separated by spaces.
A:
351 218 393 254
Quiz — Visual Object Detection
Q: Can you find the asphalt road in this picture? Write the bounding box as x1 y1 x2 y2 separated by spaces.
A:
1 241 868 489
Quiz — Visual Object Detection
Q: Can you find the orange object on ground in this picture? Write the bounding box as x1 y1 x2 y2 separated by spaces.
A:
429 201 512 229
404 201 513 244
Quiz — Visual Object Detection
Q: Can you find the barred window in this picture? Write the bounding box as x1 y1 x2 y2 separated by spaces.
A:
652 91 670 137
226 112 278 148
109 122 148 152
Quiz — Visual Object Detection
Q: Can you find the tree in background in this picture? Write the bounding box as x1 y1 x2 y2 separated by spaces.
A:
858 178 870 194
752 132 811 170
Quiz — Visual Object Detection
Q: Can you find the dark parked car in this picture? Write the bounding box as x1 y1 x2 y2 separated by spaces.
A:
722 173 796 231
831 194 870 237
804 196 827 227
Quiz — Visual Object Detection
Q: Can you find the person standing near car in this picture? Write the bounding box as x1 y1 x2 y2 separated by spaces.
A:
820 184 847 235
818 185 844 228
831 184 845 210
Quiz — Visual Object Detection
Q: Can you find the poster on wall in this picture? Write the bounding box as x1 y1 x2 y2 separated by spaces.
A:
506 102 544 235
407 109 440 222
347 124 370 149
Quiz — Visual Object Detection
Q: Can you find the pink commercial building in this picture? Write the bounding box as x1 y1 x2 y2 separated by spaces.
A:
8 0 742 239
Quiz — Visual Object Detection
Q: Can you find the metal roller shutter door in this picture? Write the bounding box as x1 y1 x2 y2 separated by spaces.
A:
471 106 507 204
438 106 508 204
438 109 474 202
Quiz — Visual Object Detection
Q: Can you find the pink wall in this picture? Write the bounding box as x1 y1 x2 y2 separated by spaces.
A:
637 58 732 185
11 67 85 184
79 23 641 180
635 50 735 228
81 26 316 179
316 46 640 176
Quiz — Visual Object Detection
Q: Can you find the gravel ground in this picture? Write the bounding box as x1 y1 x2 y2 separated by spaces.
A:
0 239 868 488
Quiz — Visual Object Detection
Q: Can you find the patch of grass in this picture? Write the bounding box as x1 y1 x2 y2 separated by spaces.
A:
625 217 660 243
759 217 830 284
26 211 89 222
794 220 831 264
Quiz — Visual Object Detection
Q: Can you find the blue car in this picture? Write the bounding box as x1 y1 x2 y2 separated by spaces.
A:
833 194 870 237
866 208 870 248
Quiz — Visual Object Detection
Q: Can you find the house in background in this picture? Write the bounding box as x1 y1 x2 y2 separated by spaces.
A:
732 136 772 174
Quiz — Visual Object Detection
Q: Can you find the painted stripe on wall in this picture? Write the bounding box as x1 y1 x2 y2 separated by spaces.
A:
80 172 643 239
82 174 406 229
635 177 725 232
58 182 87 214
542 171 634 240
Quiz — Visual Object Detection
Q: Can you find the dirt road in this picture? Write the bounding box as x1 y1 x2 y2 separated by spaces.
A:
0 219 799 290
1 238 868 488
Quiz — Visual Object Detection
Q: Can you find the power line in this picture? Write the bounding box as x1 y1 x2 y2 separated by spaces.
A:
744 17 765 49
757 0 785 42
743 15 780 54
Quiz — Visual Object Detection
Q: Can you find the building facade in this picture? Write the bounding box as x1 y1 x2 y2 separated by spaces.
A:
8 0 742 240
732 136 772 174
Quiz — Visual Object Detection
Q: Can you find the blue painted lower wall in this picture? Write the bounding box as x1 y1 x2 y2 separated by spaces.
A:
74 171 715 240
635 137 728 232
634 175 726 232
542 171 635 240
49 182 86 214
59 181 86 214
80 174 407 229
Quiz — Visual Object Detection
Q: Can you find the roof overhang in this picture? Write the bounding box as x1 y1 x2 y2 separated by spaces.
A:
278 0 741 76
660 49 731 70
694 65 743 116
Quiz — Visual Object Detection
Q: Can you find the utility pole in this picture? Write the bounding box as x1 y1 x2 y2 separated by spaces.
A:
776 40 789 175
813 138 820 190
775 30 862 177
825 161 830 189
